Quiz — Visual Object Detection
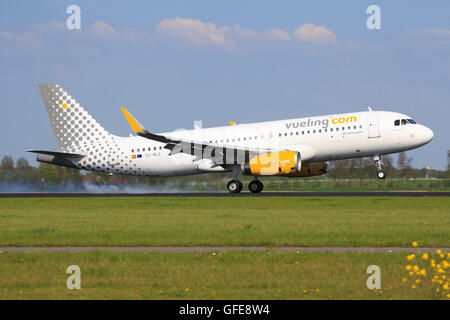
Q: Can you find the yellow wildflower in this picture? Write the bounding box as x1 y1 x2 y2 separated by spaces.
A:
412 241 418 248
415 279 421 284
420 269 427 276
406 265 412 271
436 249 442 255
421 253 429 260
407 254 415 261
413 265 419 272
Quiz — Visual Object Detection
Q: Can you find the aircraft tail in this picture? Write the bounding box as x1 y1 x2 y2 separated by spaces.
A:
38 82 113 152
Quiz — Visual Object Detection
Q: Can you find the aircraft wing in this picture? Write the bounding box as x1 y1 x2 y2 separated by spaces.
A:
121 108 285 166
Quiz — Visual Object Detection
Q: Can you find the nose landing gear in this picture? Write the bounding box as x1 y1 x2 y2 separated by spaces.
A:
374 155 387 179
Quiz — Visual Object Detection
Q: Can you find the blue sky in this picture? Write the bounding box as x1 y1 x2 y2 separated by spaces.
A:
0 0 449 169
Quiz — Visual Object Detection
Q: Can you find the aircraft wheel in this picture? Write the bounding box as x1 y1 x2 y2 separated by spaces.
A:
227 180 243 193
377 171 386 179
248 180 264 193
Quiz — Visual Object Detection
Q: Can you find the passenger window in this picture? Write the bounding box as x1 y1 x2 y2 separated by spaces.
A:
394 120 400 126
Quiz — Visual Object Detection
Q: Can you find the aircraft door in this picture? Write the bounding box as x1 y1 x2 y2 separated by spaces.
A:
367 115 381 138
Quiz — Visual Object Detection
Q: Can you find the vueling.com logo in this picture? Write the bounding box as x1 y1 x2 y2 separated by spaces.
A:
285 115 358 129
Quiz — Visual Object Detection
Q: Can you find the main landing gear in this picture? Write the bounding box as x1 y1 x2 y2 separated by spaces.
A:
227 180 243 193
226 165 264 193
226 179 264 193
374 155 387 180
248 179 264 193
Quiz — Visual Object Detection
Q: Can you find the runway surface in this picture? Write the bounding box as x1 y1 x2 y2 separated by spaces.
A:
0 246 448 253
0 191 449 198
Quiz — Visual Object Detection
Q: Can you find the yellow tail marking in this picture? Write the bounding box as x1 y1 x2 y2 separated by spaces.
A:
121 107 145 133
229 121 236 126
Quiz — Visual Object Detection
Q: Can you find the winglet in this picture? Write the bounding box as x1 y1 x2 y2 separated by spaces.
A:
121 108 145 133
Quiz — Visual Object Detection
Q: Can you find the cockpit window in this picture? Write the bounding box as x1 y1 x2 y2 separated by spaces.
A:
395 119 416 126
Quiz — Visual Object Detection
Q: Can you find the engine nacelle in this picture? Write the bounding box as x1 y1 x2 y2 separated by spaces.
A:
243 151 301 176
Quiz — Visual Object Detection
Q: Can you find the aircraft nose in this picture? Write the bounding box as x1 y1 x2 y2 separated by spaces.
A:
420 125 434 144
424 126 434 142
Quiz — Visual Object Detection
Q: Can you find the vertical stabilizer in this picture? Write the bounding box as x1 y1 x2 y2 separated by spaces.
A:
38 82 113 152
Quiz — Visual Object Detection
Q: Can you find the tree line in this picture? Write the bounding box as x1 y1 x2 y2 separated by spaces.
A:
0 152 449 191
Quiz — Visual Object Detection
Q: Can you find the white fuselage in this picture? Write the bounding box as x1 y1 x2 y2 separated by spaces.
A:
85 110 432 177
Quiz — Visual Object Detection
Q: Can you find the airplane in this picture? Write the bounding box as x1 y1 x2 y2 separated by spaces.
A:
28 82 434 193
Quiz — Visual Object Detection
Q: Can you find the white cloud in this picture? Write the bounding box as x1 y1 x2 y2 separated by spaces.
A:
292 23 336 43
156 17 232 46
0 29 45 51
89 21 120 38
423 27 450 37
259 28 291 41
155 18 337 47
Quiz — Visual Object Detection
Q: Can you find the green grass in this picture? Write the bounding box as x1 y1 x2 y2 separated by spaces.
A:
0 251 445 300
0 196 448 247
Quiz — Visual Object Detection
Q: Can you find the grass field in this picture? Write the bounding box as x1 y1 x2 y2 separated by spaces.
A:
0 196 448 247
0 251 445 300
0 196 448 300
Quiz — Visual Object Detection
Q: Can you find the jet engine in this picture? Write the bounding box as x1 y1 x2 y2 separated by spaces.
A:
243 151 301 176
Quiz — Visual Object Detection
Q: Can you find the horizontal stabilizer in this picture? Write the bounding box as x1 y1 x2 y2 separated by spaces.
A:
26 149 86 158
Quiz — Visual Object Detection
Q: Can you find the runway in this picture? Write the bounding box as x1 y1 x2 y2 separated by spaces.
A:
0 191 449 198
0 246 447 253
